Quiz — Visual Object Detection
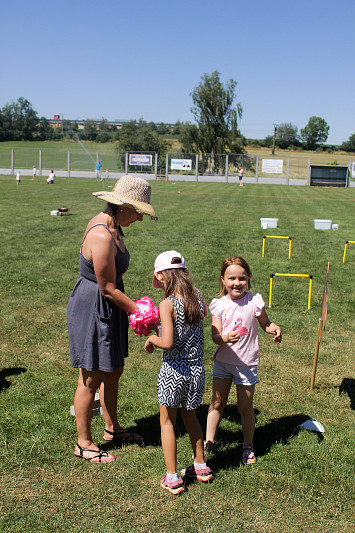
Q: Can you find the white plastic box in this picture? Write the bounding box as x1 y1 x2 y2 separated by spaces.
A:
260 218 278 228
314 219 332 230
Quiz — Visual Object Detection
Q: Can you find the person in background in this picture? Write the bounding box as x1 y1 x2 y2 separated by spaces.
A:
16 170 21 185
32 166 37 180
96 160 103 181
238 165 244 186
47 170 55 184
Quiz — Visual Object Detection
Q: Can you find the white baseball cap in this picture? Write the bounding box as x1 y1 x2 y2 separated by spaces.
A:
153 250 186 288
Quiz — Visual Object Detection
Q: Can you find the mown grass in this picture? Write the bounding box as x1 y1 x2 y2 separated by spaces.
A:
0 175 354 532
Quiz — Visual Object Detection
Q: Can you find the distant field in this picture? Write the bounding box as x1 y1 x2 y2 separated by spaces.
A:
0 139 354 165
0 140 354 182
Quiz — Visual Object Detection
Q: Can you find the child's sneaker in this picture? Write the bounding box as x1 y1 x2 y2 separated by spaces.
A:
241 445 256 465
181 465 214 483
160 474 185 495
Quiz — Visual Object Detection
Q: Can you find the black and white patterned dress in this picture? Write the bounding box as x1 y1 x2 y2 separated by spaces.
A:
157 290 205 410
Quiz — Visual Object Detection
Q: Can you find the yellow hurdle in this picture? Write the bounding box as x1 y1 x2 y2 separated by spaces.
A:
262 235 292 259
269 273 313 310
342 240 355 263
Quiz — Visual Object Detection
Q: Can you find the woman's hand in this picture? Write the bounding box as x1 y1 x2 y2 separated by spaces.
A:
144 338 155 353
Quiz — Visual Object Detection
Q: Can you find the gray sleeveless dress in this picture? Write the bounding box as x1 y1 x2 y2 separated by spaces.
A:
67 223 130 372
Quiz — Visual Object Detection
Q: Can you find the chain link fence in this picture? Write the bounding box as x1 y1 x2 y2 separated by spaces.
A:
0 145 353 185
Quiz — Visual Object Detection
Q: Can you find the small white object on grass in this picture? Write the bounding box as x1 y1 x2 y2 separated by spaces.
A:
70 392 102 416
298 419 324 433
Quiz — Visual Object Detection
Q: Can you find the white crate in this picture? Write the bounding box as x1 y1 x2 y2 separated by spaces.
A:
260 218 278 228
314 219 332 230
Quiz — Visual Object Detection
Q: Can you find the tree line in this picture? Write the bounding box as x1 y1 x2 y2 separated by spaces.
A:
1 74 354 154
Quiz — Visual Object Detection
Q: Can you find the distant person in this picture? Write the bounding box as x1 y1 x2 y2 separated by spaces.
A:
96 161 103 181
238 165 244 187
144 251 213 495
16 170 21 185
47 170 55 184
105 169 109 181
205 256 282 464
32 166 37 180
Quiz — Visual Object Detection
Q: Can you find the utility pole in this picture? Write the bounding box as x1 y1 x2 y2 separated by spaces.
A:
272 123 278 155
60 113 66 135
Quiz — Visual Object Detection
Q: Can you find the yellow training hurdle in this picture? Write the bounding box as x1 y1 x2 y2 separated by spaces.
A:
342 240 355 263
262 235 292 259
269 273 313 310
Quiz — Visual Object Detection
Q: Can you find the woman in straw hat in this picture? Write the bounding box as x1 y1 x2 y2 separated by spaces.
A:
67 175 157 463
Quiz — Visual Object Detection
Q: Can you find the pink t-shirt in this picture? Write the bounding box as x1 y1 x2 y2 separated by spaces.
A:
209 293 264 366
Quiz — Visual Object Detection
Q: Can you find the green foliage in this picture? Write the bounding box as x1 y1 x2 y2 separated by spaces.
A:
0 97 40 141
181 71 245 155
116 119 170 157
300 116 330 150
0 176 354 531
341 133 355 153
275 122 300 149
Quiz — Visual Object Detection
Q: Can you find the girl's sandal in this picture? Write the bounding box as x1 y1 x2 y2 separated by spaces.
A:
204 440 217 454
241 445 256 465
74 443 116 463
103 428 143 444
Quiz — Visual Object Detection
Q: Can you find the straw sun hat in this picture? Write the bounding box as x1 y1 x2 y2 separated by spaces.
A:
93 175 157 220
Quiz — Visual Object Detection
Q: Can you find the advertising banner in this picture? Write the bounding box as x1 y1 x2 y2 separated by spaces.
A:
262 159 283 174
129 154 152 166
171 158 192 170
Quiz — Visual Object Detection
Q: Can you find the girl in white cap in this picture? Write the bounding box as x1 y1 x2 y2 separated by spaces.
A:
144 251 213 494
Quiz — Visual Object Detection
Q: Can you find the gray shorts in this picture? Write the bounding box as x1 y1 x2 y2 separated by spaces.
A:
212 359 258 386
157 361 205 410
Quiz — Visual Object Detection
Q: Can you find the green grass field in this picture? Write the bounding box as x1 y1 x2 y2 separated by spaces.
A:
0 175 354 532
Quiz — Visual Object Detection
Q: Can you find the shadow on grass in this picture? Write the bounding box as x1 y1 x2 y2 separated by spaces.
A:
100 405 319 472
339 377 355 410
0 367 27 392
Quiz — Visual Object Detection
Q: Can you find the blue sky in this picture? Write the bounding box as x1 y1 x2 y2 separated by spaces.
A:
1 0 354 144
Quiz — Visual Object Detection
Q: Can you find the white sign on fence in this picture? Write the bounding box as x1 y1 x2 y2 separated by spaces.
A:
129 154 152 166
262 159 283 174
171 158 192 170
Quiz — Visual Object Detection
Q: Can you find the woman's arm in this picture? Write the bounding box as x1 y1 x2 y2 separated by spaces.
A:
144 299 174 353
211 315 240 345
91 229 137 314
257 308 282 343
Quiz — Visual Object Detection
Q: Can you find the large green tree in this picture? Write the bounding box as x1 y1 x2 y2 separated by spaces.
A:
0 97 39 141
341 133 355 153
300 116 329 150
180 70 244 155
117 119 169 157
275 122 299 149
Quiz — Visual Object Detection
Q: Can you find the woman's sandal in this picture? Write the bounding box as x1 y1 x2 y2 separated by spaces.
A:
103 428 143 445
74 443 116 463
241 445 256 465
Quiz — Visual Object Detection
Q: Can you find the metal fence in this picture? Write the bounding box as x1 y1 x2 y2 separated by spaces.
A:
0 146 353 185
